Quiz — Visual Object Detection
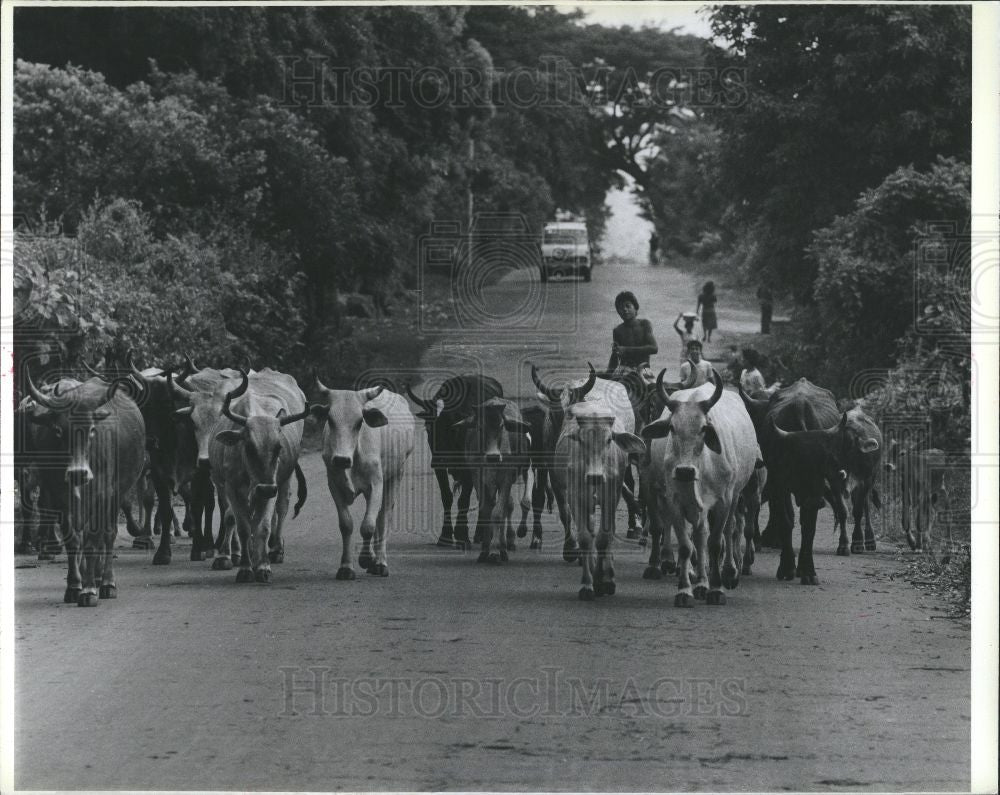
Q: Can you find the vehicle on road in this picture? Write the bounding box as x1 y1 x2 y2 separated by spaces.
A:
540 221 592 282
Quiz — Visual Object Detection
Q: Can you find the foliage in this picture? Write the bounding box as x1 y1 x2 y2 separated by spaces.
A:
14 198 307 383
706 5 972 297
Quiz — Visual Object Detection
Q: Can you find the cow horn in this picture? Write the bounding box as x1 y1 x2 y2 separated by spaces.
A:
573 363 597 402
184 352 199 373
530 364 561 402
362 385 385 403
222 370 250 426
26 372 72 411
405 382 435 412
697 369 724 414
81 359 108 381
768 415 791 440
656 368 684 403
313 369 331 394
279 406 312 426
738 382 768 414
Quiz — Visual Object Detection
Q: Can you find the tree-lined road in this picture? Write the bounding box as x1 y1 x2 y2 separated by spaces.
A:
15 260 970 791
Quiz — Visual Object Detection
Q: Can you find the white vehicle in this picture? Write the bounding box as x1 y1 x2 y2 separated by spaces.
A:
540 221 592 282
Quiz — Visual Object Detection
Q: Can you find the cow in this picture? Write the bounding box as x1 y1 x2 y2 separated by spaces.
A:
768 407 884 556
884 443 952 558
531 363 639 563
23 373 146 606
309 379 415 578
405 374 503 549
551 401 645 599
641 371 760 606
167 364 248 565
209 369 310 582
739 377 843 584
451 397 532 564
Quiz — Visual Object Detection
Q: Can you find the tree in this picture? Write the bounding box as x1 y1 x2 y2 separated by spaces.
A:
706 5 972 297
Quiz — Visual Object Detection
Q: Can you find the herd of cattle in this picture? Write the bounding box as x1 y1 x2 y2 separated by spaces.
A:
14 354 950 607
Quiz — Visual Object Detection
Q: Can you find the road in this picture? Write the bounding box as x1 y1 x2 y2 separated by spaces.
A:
14 259 970 791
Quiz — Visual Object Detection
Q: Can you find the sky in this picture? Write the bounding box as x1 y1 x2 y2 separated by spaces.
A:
564 2 714 39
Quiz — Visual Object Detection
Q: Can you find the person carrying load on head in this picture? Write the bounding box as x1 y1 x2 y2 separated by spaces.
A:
673 311 699 366
679 339 713 388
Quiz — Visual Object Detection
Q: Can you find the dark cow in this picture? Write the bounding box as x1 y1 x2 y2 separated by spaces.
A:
452 397 532 564
23 373 146 605
405 374 503 549
209 369 310 582
739 378 843 584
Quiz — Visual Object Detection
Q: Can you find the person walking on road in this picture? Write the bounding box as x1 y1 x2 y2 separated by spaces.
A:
697 281 718 343
757 284 774 334
649 232 660 267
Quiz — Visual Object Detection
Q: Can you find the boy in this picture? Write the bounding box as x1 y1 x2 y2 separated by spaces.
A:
679 339 713 388
605 291 658 382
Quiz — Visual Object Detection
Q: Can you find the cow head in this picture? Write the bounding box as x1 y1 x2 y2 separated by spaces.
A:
451 397 530 464
213 371 310 499
310 377 387 469
565 405 645 485
25 372 129 487
642 369 724 492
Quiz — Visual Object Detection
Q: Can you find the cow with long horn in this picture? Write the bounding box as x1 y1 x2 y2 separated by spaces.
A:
404 374 503 549
310 376 414 578
641 369 761 606
531 362 633 562
22 372 146 606
209 368 310 583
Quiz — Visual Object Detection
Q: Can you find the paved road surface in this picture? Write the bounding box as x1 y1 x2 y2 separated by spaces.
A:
15 260 970 791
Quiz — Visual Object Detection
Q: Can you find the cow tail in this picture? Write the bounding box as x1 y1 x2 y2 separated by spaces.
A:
870 486 882 511
292 463 307 518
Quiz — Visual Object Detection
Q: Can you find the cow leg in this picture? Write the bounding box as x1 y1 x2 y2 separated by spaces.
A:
200 476 216 559
690 511 711 600
796 500 821 585
99 505 118 600
623 466 640 539
550 473 578 563
63 516 83 603
230 498 256 583
529 466 547 549
77 505 105 607
453 471 474 550
672 510 695 607
774 487 797 581
516 466 531 539
477 477 499 564
643 492 664 579
151 474 176 565
330 476 357 580
505 484 517 552
433 467 455 547
189 471 212 561
249 495 276 583
850 485 866 554
826 485 850 557
717 502 740 598
574 489 596 600
363 477 388 576
862 485 877 551
594 484 616 595
268 479 291 564
211 491 237 571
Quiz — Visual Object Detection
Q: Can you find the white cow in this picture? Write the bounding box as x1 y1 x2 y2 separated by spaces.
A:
531 363 636 563
551 400 645 600
310 381 415 578
641 371 760 607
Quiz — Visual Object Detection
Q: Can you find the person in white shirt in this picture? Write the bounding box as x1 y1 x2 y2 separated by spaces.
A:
679 339 713 388
739 347 781 398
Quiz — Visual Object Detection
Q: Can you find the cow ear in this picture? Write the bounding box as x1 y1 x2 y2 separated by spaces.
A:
451 416 473 429
362 407 388 427
702 423 722 454
215 429 243 446
859 437 879 453
503 417 531 434
641 419 672 440
93 409 111 421
884 461 896 472
309 403 328 421
175 405 194 417
613 432 647 456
